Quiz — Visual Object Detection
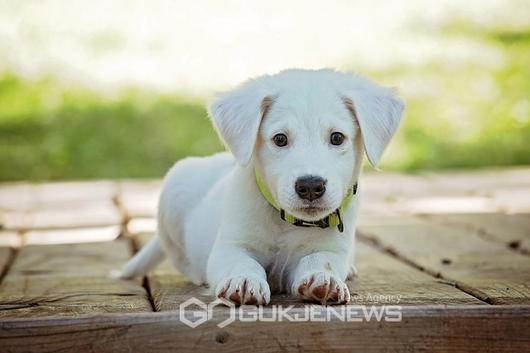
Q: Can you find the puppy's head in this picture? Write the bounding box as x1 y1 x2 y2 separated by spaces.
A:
209 69 404 221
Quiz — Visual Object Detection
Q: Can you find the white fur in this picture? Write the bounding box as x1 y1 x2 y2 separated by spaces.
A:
120 69 404 305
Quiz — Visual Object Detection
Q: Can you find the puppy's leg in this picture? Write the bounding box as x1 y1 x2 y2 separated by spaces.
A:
207 245 270 306
290 251 351 304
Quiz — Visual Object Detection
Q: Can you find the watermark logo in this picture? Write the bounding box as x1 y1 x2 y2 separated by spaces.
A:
179 297 402 328
179 297 236 328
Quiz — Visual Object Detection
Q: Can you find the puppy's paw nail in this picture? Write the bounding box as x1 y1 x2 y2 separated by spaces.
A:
215 276 271 306
294 272 349 305
312 284 329 300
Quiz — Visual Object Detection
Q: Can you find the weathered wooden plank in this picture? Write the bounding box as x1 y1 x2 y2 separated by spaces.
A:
118 180 161 218
135 232 482 310
30 200 122 229
360 168 530 216
0 183 34 211
352 242 483 305
396 196 501 215
0 240 153 317
0 247 12 278
2 200 122 231
0 231 22 247
357 214 426 228
0 210 31 231
0 181 118 212
420 213 530 254
358 217 530 304
31 181 118 207
0 306 528 353
0 181 120 231
127 217 157 235
416 168 530 193
24 225 120 245
422 168 530 214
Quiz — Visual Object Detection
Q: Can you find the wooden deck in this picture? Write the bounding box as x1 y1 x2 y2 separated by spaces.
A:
0 168 529 352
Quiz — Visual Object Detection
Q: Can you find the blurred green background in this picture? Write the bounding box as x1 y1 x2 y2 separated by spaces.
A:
0 1 529 181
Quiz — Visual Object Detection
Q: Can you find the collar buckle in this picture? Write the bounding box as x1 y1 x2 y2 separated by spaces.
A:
293 217 330 229
335 209 344 232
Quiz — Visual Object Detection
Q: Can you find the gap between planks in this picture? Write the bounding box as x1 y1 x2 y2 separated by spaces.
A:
111 190 131 240
0 247 17 286
128 234 157 312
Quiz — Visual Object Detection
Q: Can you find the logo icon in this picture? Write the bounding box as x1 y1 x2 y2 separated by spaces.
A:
179 297 236 328
179 297 209 328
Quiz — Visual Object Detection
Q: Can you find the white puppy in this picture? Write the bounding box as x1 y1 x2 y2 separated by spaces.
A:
120 69 404 305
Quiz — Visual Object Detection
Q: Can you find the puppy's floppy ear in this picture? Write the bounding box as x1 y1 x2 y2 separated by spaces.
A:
208 80 273 166
341 77 405 167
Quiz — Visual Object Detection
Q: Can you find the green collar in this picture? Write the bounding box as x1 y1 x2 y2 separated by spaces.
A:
255 169 357 232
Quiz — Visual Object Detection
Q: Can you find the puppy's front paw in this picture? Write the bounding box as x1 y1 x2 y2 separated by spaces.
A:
215 276 271 305
293 272 350 304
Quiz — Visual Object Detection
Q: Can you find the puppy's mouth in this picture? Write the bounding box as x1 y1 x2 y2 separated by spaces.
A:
298 206 326 213
291 205 333 221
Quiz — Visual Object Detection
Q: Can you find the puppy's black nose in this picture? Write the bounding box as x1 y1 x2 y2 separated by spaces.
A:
295 175 326 201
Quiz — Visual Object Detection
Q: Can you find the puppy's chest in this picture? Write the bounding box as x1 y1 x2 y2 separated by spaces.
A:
264 244 299 293
260 228 313 257
260 229 321 292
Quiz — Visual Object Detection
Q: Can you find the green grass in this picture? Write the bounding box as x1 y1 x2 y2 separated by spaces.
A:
371 27 530 171
0 28 529 181
0 76 222 181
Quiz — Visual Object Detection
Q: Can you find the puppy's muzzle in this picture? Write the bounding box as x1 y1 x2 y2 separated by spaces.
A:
295 175 327 201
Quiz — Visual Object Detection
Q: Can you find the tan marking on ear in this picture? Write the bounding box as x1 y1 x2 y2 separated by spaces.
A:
260 96 274 118
342 96 360 129
256 96 275 148
342 97 356 116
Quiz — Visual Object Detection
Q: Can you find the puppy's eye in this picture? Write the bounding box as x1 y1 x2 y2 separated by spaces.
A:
330 132 345 146
272 133 288 147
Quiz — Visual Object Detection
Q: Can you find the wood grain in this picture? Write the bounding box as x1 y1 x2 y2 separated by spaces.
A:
0 306 528 353
0 180 120 231
352 242 483 305
358 217 530 304
420 213 530 254
0 231 22 247
118 180 161 218
0 183 34 211
23 225 120 245
1 200 121 231
421 168 530 214
0 240 153 317
359 168 530 216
